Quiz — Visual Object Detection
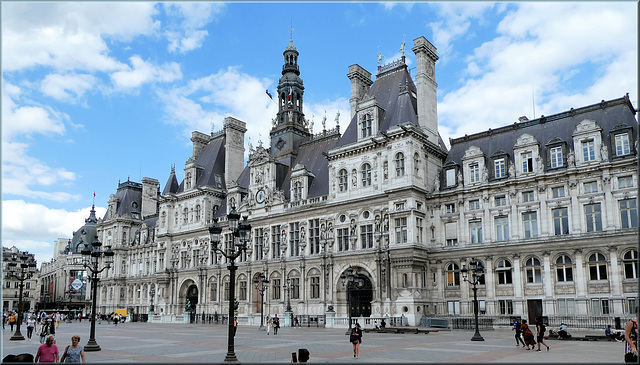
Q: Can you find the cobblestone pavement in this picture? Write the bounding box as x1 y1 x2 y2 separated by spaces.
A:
1 321 627 363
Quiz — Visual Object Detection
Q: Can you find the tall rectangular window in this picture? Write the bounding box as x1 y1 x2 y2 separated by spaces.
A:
495 216 509 241
521 152 533 173
495 196 506 206
494 158 505 178
558 298 575 315
395 217 408 243
289 222 300 256
469 200 480 210
309 219 320 254
310 277 320 299
620 199 638 229
550 146 563 168
239 281 247 300
291 278 300 299
585 203 602 232
445 203 456 213
271 225 281 259
522 191 535 202
416 217 424 244
445 222 457 246
499 300 514 315
469 163 480 183
553 208 569 235
552 186 565 198
360 224 373 249
619 176 633 189
361 114 372 138
254 228 264 261
615 134 631 156
584 181 598 193
523 212 538 238
337 228 349 251
582 140 595 162
446 169 456 187
470 220 483 243
272 279 281 300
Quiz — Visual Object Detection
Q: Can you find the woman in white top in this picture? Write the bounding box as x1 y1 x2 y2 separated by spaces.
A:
266 316 272 335
25 314 37 340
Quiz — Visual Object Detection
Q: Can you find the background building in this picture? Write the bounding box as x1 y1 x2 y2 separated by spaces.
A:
44 35 638 328
3 247 38 315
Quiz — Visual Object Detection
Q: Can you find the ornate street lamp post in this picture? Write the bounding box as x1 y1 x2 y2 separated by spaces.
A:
283 278 293 325
253 273 269 331
81 235 115 351
461 258 485 342
7 252 37 341
209 206 252 364
340 266 359 335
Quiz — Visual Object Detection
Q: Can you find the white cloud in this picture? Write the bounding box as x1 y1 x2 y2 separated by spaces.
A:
2 201 107 264
437 2 637 144
167 30 209 54
40 73 97 103
162 2 224 54
2 2 159 72
110 55 182 90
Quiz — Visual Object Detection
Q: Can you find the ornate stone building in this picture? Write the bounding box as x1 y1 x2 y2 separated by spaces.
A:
87 36 637 327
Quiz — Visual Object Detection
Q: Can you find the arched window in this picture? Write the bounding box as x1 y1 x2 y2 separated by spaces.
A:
361 114 372 138
402 273 409 287
623 250 638 279
395 152 405 176
361 163 371 187
496 259 512 284
446 263 460 286
556 255 573 282
338 169 348 192
293 181 302 201
589 252 608 280
525 257 542 283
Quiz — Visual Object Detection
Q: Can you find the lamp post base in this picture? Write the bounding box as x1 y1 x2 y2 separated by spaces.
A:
84 340 102 352
471 332 485 341
9 332 25 341
222 352 240 363
258 326 266 331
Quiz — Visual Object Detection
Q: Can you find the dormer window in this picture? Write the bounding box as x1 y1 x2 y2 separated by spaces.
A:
293 181 302 201
550 146 563 168
395 152 405 176
469 163 480 183
361 114 372 138
338 169 348 192
582 140 596 162
494 158 506 179
521 152 533 173
615 134 631 156
186 172 192 189
361 163 371 187
446 168 456 187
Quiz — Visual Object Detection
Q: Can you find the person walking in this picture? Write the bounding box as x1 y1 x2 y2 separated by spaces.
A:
35 335 59 363
60 335 86 363
520 319 536 350
47 318 56 342
26 314 37 341
113 314 119 326
39 319 51 344
273 314 280 335
8 312 17 332
535 318 550 352
624 306 638 363
266 315 272 335
512 320 526 347
55 312 61 328
233 316 238 337
350 322 363 359
294 316 300 329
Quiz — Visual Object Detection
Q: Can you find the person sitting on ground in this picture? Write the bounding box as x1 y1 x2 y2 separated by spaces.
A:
380 319 386 329
606 325 624 342
373 321 379 330
558 323 569 339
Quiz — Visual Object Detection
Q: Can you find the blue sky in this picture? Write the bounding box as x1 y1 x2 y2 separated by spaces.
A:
2 2 637 265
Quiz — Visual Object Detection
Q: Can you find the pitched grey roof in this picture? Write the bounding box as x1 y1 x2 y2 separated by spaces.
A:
102 180 142 220
162 167 179 195
443 95 638 180
336 64 418 148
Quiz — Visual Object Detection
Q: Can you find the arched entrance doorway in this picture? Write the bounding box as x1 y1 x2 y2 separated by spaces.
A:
345 270 373 317
186 284 198 323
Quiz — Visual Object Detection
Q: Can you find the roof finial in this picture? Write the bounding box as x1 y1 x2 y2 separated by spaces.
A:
377 46 384 67
400 34 406 58
290 19 295 43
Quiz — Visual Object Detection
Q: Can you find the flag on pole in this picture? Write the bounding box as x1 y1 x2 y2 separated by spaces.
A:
288 87 292 100
266 89 273 100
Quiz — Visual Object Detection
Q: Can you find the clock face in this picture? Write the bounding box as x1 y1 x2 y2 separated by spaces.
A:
256 189 265 204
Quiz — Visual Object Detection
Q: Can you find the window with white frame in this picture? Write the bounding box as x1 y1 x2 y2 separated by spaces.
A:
550 146 563 168
446 263 460 286
289 222 300 256
469 199 480 210
584 181 598 193
361 163 371 187
338 169 348 192
496 259 512 284
522 191 534 202
584 203 602 232
309 219 320 254
446 168 456 187
553 207 569 235
498 300 514 315
494 158 506 179
272 279 281 300
470 220 482 243
360 224 373 249
582 140 596 162
395 217 407 243
556 255 573 282
445 203 456 214
495 196 506 206
523 212 538 238
445 222 457 246
628 298 638 315
552 186 565 198
395 152 405 176
618 176 633 189
620 199 638 229
623 250 638 279
521 152 533 173
293 181 302 201
591 298 610 315
469 163 480 183
337 228 349 251
615 133 631 156
447 301 461 315
588 252 608 280
495 216 509 241
557 298 575 315
525 257 542 283
271 225 281 259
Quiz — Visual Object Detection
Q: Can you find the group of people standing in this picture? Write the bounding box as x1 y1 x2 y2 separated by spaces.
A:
266 314 280 335
512 317 549 352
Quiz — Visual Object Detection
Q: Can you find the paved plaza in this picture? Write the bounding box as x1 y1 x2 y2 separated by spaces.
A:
1 321 627 363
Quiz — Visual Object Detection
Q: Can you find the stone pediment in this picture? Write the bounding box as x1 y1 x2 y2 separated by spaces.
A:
573 119 602 136
462 145 484 160
514 133 539 148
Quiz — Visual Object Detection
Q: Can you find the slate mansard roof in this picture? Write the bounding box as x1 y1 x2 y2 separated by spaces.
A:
103 180 143 220
443 95 638 179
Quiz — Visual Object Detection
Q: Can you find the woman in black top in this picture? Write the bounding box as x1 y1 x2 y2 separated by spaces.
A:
350 322 362 359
